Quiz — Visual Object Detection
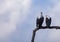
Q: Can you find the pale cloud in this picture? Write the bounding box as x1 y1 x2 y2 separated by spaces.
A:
0 0 32 40
48 30 60 42
49 0 60 4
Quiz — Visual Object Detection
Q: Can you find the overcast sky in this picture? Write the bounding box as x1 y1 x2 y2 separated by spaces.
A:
0 0 60 42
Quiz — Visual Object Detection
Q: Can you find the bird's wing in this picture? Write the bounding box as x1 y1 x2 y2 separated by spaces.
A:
46 18 49 22
50 18 51 22
39 17 44 25
46 18 50 26
49 17 51 25
36 18 39 24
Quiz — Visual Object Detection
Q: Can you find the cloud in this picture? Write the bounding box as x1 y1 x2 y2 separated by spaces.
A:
48 30 60 42
0 0 32 40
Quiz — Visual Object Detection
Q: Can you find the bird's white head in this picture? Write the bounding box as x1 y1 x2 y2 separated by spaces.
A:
46 15 51 19
40 12 43 17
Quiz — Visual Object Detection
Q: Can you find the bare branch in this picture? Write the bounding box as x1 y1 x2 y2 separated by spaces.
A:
40 26 60 29
31 26 60 42
31 28 40 42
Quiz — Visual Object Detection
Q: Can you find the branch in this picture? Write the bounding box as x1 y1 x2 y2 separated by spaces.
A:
31 28 40 42
31 26 60 42
40 26 60 29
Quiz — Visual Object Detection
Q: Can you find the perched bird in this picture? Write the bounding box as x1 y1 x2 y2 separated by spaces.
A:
45 15 51 27
36 12 44 28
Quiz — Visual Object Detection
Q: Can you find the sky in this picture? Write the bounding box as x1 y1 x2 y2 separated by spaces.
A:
0 0 60 42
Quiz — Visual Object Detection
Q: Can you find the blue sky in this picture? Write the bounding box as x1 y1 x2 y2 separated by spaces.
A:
0 0 60 42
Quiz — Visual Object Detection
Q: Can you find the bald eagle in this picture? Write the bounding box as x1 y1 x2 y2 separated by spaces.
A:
46 16 51 27
36 12 44 28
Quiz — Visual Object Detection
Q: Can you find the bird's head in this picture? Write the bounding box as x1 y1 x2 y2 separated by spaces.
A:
40 12 43 17
46 15 51 19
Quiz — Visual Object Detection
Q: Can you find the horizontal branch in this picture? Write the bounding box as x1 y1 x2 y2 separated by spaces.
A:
39 26 60 29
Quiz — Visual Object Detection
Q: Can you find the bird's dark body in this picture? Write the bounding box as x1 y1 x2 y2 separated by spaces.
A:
36 16 44 28
46 17 51 27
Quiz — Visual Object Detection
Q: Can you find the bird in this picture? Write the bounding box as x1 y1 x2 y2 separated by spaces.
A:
45 15 51 27
36 12 44 28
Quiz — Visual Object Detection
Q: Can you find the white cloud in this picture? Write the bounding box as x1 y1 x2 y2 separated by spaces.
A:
0 0 32 40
